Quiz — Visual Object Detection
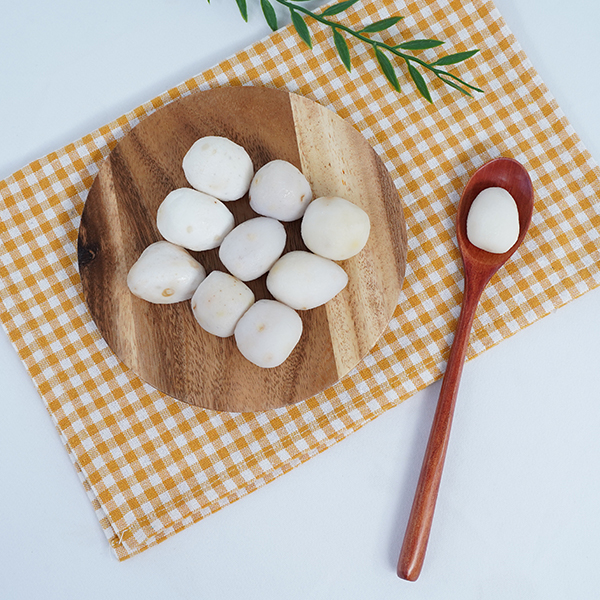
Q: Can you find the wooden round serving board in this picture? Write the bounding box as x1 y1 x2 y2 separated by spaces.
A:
78 86 407 412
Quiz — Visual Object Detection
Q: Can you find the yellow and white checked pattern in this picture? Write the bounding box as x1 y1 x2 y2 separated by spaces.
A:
1 0 599 559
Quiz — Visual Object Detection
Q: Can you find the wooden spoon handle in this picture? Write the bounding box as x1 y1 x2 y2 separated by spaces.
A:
397 282 481 581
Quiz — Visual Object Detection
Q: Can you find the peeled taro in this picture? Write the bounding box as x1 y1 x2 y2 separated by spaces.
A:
182 136 254 202
191 271 255 338
266 250 348 310
127 241 206 304
301 196 370 261
249 159 313 222
234 299 303 368
156 187 234 252
219 217 286 282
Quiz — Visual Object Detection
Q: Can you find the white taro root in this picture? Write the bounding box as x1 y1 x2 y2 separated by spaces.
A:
191 271 255 338
182 136 254 201
219 217 286 281
249 159 313 221
266 250 348 310
301 196 371 261
127 241 206 304
466 187 520 254
234 299 303 368
156 188 234 251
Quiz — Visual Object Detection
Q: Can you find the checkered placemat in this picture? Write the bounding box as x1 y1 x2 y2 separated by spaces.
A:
1 0 599 560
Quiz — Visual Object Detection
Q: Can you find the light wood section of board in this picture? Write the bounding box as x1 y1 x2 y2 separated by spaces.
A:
290 93 406 375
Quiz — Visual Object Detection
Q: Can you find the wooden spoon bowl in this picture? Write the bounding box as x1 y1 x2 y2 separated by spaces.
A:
397 157 534 581
457 157 535 285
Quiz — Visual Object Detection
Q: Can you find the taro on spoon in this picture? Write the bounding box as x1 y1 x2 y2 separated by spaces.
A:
397 157 534 581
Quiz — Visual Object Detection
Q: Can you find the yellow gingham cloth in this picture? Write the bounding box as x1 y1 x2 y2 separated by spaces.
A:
1 0 599 560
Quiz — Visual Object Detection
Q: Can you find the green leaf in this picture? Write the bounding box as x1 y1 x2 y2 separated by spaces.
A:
407 63 432 103
396 39 444 51
374 48 400 92
321 0 361 17
261 0 278 31
435 69 484 93
437 75 472 97
360 16 403 34
333 29 351 71
291 10 312 49
433 49 479 66
235 0 248 22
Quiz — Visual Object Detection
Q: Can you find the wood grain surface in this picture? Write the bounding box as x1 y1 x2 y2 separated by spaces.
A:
78 86 407 412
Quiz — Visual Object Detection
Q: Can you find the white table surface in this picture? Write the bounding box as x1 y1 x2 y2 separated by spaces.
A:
1 1 599 598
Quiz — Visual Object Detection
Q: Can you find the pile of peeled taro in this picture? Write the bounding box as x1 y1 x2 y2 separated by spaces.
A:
127 136 370 369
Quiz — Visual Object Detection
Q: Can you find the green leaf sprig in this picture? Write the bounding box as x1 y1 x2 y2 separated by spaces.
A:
226 0 483 102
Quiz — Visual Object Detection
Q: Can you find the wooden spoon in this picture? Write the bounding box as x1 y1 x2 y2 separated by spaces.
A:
397 157 534 581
